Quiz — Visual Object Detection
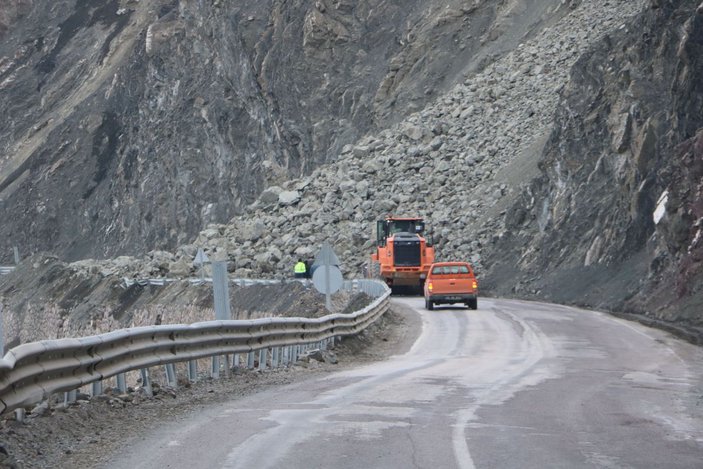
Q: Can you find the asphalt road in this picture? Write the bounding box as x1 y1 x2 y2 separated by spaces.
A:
110 298 703 468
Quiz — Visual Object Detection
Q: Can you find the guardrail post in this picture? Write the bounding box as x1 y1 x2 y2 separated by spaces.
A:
247 351 255 369
64 390 77 405
223 355 231 378
211 356 220 379
165 364 177 388
188 360 197 382
140 368 153 396
320 339 327 351
258 349 266 371
13 247 19 265
15 408 25 422
116 373 127 393
233 353 240 369
91 380 103 396
272 347 280 368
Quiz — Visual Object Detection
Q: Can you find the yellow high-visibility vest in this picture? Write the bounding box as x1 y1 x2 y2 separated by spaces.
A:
294 262 307 273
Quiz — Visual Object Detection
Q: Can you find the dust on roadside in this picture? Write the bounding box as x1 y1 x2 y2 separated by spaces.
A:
0 302 420 469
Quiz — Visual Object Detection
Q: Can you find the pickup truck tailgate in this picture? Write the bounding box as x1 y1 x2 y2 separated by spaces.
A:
431 275 476 294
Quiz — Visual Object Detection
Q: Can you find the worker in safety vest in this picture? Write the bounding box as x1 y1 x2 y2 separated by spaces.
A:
294 259 307 278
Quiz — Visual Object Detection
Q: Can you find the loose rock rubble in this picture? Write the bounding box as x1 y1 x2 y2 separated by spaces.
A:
65 0 647 283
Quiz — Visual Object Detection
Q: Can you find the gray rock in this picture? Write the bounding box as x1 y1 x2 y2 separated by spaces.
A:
308 349 339 364
260 186 284 205
30 401 51 417
278 190 301 206
401 123 425 141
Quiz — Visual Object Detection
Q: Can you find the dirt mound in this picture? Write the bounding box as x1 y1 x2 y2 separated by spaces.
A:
232 282 371 319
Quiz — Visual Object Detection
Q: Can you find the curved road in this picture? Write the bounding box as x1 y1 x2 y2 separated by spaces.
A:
111 298 703 468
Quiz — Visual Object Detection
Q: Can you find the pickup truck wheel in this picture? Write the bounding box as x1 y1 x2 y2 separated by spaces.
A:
425 298 434 310
468 299 478 310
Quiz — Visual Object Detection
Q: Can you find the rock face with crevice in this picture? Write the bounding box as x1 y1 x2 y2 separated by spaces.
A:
486 0 703 332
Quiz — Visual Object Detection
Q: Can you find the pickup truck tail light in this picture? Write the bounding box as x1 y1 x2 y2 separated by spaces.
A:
428 282 433 291
472 281 478 289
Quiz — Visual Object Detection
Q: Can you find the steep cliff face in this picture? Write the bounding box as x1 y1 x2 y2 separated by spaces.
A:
486 0 703 329
0 0 572 262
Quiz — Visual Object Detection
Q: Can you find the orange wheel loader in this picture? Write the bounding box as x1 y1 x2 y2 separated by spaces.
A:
369 216 435 292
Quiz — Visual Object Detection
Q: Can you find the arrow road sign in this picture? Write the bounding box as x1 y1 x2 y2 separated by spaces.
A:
312 243 343 311
313 242 340 267
193 248 210 266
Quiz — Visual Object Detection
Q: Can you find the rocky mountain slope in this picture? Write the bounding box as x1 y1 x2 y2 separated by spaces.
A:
488 0 703 333
0 0 574 261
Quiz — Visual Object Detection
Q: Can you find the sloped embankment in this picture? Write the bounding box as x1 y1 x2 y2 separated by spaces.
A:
0 255 366 349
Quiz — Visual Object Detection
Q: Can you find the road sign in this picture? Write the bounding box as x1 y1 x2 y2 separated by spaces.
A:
312 243 343 310
194 248 210 283
313 242 340 267
312 265 343 295
193 248 210 265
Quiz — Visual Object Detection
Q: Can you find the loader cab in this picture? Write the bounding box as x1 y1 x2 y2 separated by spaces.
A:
376 218 426 247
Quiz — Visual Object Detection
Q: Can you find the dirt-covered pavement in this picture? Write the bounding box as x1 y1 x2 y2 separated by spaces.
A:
0 303 420 469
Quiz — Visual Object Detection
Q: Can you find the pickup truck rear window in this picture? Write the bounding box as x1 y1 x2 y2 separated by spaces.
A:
431 265 471 275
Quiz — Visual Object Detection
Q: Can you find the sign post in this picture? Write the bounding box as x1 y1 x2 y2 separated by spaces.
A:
211 260 231 378
0 303 4 355
193 248 210 283
212 261 231 321
312 243 343 311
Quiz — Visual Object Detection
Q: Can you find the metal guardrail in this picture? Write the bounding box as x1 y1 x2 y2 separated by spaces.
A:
123 277 301 288
0 266 15 275
0 279 390 415
123 277 388 295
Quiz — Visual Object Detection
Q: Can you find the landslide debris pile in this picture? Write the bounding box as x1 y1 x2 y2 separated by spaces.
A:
0 0 578 262
64 0 645 281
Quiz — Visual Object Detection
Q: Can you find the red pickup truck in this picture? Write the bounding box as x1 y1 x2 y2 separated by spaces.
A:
423 262 478 310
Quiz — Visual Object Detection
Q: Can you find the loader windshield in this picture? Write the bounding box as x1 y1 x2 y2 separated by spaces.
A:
389 220 424 235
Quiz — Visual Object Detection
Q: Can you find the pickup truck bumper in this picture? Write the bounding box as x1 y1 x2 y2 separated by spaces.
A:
428 293 477 304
